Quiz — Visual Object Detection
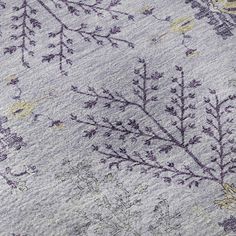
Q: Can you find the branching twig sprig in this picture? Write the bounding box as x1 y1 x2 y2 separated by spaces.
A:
71 58 162 111
133 58 163 110
165 65 201 147
42 25 73 76
4 0 134 74
70 113 170 144
57 0 134 20
91 144 217 188
36 0 134 75
71 58 235 188
4 0 41 68
203 90 236 184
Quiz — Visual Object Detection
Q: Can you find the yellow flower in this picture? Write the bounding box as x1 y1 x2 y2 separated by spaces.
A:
104 173 114 182
186 49 200 58
54 122 64 129
212 0 236 15
49 120 65 129
171 17 195 33
3 74 19 85
214 183 236 210
17 181 28 192
4 74 17 82
9 101 34 119
140 5 154 15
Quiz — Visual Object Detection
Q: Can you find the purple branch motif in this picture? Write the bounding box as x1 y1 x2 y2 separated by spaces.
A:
185 0 236 39
4 0 134 75
4 0 41 68
0 115 37 189
71 58 236 189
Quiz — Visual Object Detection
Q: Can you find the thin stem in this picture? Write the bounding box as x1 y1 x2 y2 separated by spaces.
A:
75 85 219 182
73 116 171 143
142 108 218 181
58 0 131 17
98 148 216 182
59 25 64 71
21 0 27 65
142 62 147 109
180 72 185 145
215 95 226 184
37 0 132 45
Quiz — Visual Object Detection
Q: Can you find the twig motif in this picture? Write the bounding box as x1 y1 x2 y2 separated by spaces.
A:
4 0 41 68
42 25 73 76
57 0 134 20
4 0 134 75
203 90 236 184
71 58 236 188
166 66 201 147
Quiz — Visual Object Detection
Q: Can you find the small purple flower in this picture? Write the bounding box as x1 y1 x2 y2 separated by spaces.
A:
7 77 19 85
110 26 121 34
151 72 164 80
219 216 236 233
142 8 154 16
146 150 156 161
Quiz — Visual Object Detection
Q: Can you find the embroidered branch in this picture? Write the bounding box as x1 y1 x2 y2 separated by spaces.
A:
4 0 134 75
71 58 236 188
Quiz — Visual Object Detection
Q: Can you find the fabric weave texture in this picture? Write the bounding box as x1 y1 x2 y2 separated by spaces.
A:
0 0 235 235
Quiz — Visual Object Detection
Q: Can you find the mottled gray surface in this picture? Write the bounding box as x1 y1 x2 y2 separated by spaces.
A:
0 0 235 235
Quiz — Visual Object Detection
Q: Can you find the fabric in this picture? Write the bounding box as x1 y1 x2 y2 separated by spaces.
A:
0 0 235 235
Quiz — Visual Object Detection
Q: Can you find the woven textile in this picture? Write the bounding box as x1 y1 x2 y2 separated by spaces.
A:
0 0 235 235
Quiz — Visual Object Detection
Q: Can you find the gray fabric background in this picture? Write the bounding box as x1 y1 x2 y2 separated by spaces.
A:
0 0 235 235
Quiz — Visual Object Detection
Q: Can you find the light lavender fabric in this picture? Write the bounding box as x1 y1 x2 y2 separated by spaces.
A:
0 0 235 235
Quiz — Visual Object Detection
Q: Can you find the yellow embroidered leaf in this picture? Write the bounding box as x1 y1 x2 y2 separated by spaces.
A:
9 101 34 119
214 183 236 210
212 0 236 15
171 17 195 33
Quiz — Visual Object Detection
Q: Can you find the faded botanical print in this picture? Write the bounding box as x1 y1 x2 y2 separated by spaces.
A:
0 0 235 236
2 0 134 75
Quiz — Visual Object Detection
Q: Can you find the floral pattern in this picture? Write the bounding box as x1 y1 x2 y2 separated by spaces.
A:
0 0 235 235
2 0 134 75
71 59 236 189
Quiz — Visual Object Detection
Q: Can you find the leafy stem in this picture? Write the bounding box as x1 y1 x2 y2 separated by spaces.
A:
70 59 232 187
